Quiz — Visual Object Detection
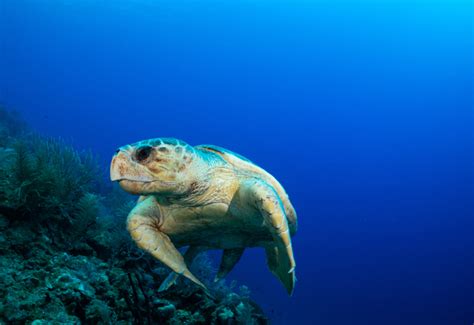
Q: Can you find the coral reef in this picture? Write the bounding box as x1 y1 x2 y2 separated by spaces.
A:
0 107 268 324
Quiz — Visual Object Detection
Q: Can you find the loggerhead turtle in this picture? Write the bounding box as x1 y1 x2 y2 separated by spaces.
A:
110 138 297 295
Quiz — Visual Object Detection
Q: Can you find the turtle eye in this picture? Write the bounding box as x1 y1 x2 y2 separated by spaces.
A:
135 146 153 162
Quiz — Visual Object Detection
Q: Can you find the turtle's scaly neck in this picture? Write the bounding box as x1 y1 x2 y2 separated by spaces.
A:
154 149 231 207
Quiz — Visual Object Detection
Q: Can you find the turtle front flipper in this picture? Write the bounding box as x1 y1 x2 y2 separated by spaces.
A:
241 180 296 295
158 245 206 292
264 244 296 296
127 197 206 290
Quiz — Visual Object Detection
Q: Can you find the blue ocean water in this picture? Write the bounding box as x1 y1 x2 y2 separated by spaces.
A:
1 0 473 324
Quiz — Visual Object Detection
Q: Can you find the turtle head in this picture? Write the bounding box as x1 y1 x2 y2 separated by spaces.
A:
110 138 202 196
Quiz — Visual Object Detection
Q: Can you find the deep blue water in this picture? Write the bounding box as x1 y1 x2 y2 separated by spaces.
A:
1 0 473 324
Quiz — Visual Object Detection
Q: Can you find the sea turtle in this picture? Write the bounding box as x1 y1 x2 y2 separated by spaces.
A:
110 138 297 295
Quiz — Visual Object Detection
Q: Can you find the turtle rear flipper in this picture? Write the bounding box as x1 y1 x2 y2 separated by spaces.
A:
241 180 296 295
214 248 245 282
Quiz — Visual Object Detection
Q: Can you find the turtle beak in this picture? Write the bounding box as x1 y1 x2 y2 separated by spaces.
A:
110 147 155 183
110 149 127 182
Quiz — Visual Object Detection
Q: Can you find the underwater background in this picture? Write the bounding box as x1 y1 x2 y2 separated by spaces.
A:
1 0 473 324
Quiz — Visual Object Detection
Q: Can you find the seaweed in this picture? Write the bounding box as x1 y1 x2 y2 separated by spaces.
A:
0 105 27 144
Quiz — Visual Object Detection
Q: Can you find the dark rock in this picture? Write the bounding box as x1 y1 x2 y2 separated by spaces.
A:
157 302 176 318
